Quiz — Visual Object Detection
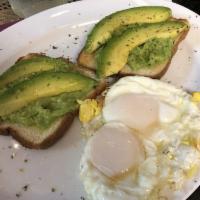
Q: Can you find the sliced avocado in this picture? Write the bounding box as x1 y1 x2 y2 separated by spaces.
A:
0 71 96 116
3 90 91 129
84 6 172 53
112 23 143 37
0 56 72 89
97 20 189 77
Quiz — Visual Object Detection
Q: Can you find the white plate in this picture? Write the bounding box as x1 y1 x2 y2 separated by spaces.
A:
0 0 200 199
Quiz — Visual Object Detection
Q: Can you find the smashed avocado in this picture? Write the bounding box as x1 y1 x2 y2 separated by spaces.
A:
2 90 88 130
127 38 174 71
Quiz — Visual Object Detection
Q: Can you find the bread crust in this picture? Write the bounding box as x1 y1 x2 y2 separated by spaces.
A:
77 51 97 70
16 53 46 62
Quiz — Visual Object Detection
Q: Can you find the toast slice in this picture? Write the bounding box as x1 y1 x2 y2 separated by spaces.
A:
0 54 106 149
77 19 189 78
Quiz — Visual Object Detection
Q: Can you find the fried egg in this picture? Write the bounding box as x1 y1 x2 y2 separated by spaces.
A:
80 76 200 200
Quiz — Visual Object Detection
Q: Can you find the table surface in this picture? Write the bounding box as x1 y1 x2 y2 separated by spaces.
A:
0 0 200 200
0 0 20 25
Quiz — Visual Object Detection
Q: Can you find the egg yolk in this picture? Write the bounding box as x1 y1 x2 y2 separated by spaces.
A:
78 99 102 123
192 92 200 103
103 93 179 135
89 122 145 178
103 93 159 134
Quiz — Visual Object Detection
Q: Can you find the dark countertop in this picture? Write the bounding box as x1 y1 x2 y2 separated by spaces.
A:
173 0 200 14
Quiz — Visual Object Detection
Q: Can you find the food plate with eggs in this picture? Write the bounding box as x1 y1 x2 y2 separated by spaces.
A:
80 76 200 200
0 0 200 200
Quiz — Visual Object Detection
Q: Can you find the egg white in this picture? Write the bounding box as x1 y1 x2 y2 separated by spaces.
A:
80 76 200 200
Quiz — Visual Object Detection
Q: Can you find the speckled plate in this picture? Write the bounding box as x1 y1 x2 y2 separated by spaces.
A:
0 0 200 200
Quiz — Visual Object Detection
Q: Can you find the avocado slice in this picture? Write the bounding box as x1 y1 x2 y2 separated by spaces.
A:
3 90 92 129
112 23 143 37
0 56 72 89
97 20 189 77
84 6 172 53
0 71 96 116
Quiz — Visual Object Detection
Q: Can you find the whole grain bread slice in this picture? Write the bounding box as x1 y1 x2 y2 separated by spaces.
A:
0 54 107 149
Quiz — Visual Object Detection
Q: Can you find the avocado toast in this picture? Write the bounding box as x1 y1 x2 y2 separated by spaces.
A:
78 6 190 78
0 54 106 149
0 6 190 149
